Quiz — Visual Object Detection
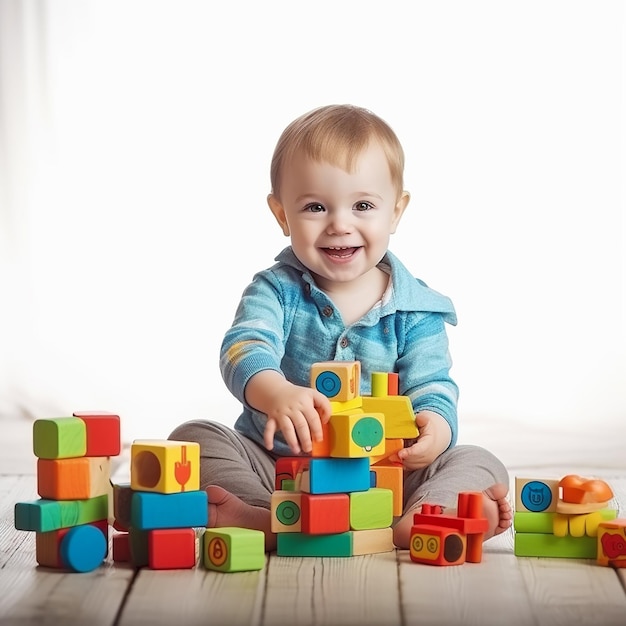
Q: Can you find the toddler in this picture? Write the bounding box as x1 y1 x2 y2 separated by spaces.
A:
169 104 512 550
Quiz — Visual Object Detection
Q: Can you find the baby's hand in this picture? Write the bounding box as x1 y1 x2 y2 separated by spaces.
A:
390 410 452 471
261 380 332 455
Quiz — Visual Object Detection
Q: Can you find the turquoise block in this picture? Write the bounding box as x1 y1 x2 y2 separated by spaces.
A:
14 495 108 532
308 458 370 494
131 490 208 530
277 532 353 557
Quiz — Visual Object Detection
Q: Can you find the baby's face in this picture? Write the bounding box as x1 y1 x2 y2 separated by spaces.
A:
268 142 408 291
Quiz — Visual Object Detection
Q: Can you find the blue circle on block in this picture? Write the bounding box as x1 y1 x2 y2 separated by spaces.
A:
520 480 553 512
315 371 341 398
60 525 107 573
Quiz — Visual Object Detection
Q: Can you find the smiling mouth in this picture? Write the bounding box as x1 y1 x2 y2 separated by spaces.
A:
322 246 360 259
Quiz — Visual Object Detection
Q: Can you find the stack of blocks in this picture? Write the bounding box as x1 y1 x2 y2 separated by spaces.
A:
271 360 417 557
514 474 624 564
112 440 265 572
14 411 121 572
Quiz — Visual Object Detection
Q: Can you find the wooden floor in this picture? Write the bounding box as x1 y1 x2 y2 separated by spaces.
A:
1 418 626 626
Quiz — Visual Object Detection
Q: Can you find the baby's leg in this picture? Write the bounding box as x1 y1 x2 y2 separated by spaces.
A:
168 420 277 551
392 444 512 549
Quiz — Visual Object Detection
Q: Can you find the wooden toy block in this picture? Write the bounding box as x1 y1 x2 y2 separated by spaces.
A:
276 531 353 557
60 524 108 572
33 417 87 460
36 519 108 568
15 494 109 532
553 510 616 538
112 482 133 531
301 493 350 535
559 474 614 504
274 457 310 490
329 396 363 414
311 361 361 402
597 519 626 568
349 488 393 530
352 527 395 555
130 490 208 530
370 464 403 516
271 490 302 533
514 509 617 534
369 438 404 466
129 527 150 567
302 457 371 495
203 527 265 572
329 412 385 458
515 477 559 513
311 420 331 458
37 456 111 500
371 372 390 397
112 531 131 562
360 395 417 438
148 528 197 569
131 440 200 494
555 500 609 514
410 524 467 566
514 533 598 558
73 411 121 456
387 372 399 395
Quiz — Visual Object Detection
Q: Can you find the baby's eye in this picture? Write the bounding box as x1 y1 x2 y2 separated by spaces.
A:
354 202 374 212
304 203 325 213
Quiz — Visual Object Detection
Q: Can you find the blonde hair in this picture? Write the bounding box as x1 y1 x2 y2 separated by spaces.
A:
270 104 405 199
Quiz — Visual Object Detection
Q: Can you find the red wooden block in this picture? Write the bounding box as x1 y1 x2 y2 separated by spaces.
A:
73 411 121 456
148 528 197 569
112 531 131 562
275 457 310 490
301 493 350 535
387 372 399 396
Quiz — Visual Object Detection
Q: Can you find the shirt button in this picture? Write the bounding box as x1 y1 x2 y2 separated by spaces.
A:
304 283 311 295
340 337 349 348
322 306 333 317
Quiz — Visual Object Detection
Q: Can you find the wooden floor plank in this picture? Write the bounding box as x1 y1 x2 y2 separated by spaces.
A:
118 562 266 626
262 551 401 626
518 557 626 626
399 550 537 625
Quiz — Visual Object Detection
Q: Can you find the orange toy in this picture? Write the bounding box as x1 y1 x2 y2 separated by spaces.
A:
559 475 614 504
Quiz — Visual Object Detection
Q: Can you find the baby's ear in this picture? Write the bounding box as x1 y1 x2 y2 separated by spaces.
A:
390 191 410 234
267 194 290 236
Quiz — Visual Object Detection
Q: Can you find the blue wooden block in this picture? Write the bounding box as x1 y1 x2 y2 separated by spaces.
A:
60 524 107 572
131 490 208 530
307 458 370 494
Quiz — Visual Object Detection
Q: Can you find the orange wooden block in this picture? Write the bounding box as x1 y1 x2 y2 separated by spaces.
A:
311 420 331 457
37 456 111 500
559 474 614 504
597 519 626 568
370 463 403 516
73 411 121 457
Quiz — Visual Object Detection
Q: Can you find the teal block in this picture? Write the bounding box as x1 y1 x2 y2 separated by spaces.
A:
277 532 353 557
131 490 208 530
308 458 370 494
33 417 87 459
14 495 109 532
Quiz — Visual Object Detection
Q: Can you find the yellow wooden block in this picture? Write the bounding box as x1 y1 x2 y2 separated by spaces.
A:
360 395 417 438
131 440 200 494
271 490 302 533
329 397 363 414
311 361 361 402
370 372 389 397
329 412 385 458
553 511 607 537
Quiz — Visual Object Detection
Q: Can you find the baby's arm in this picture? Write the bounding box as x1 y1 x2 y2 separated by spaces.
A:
245 370 332 455
390 410 452 471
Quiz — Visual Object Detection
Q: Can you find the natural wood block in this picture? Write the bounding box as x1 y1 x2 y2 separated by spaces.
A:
311 361 361 402
352 527 395 555
271 490 302 533
515 477 559 513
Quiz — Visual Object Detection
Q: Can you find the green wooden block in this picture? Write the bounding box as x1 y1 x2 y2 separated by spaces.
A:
349 488 393 530
33 417 87 459
14 495 108 532
276 531 353 557
514 509 617 534
203 527 265 572
514 532 597 558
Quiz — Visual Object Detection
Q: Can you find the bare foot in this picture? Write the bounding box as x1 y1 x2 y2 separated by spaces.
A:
392 483 513 549
206 485 276 552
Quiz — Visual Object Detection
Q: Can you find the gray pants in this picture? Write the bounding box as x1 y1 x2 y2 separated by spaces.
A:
168 419 509 514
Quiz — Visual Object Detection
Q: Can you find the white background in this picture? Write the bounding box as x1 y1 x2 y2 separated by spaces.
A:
1 1 624 458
